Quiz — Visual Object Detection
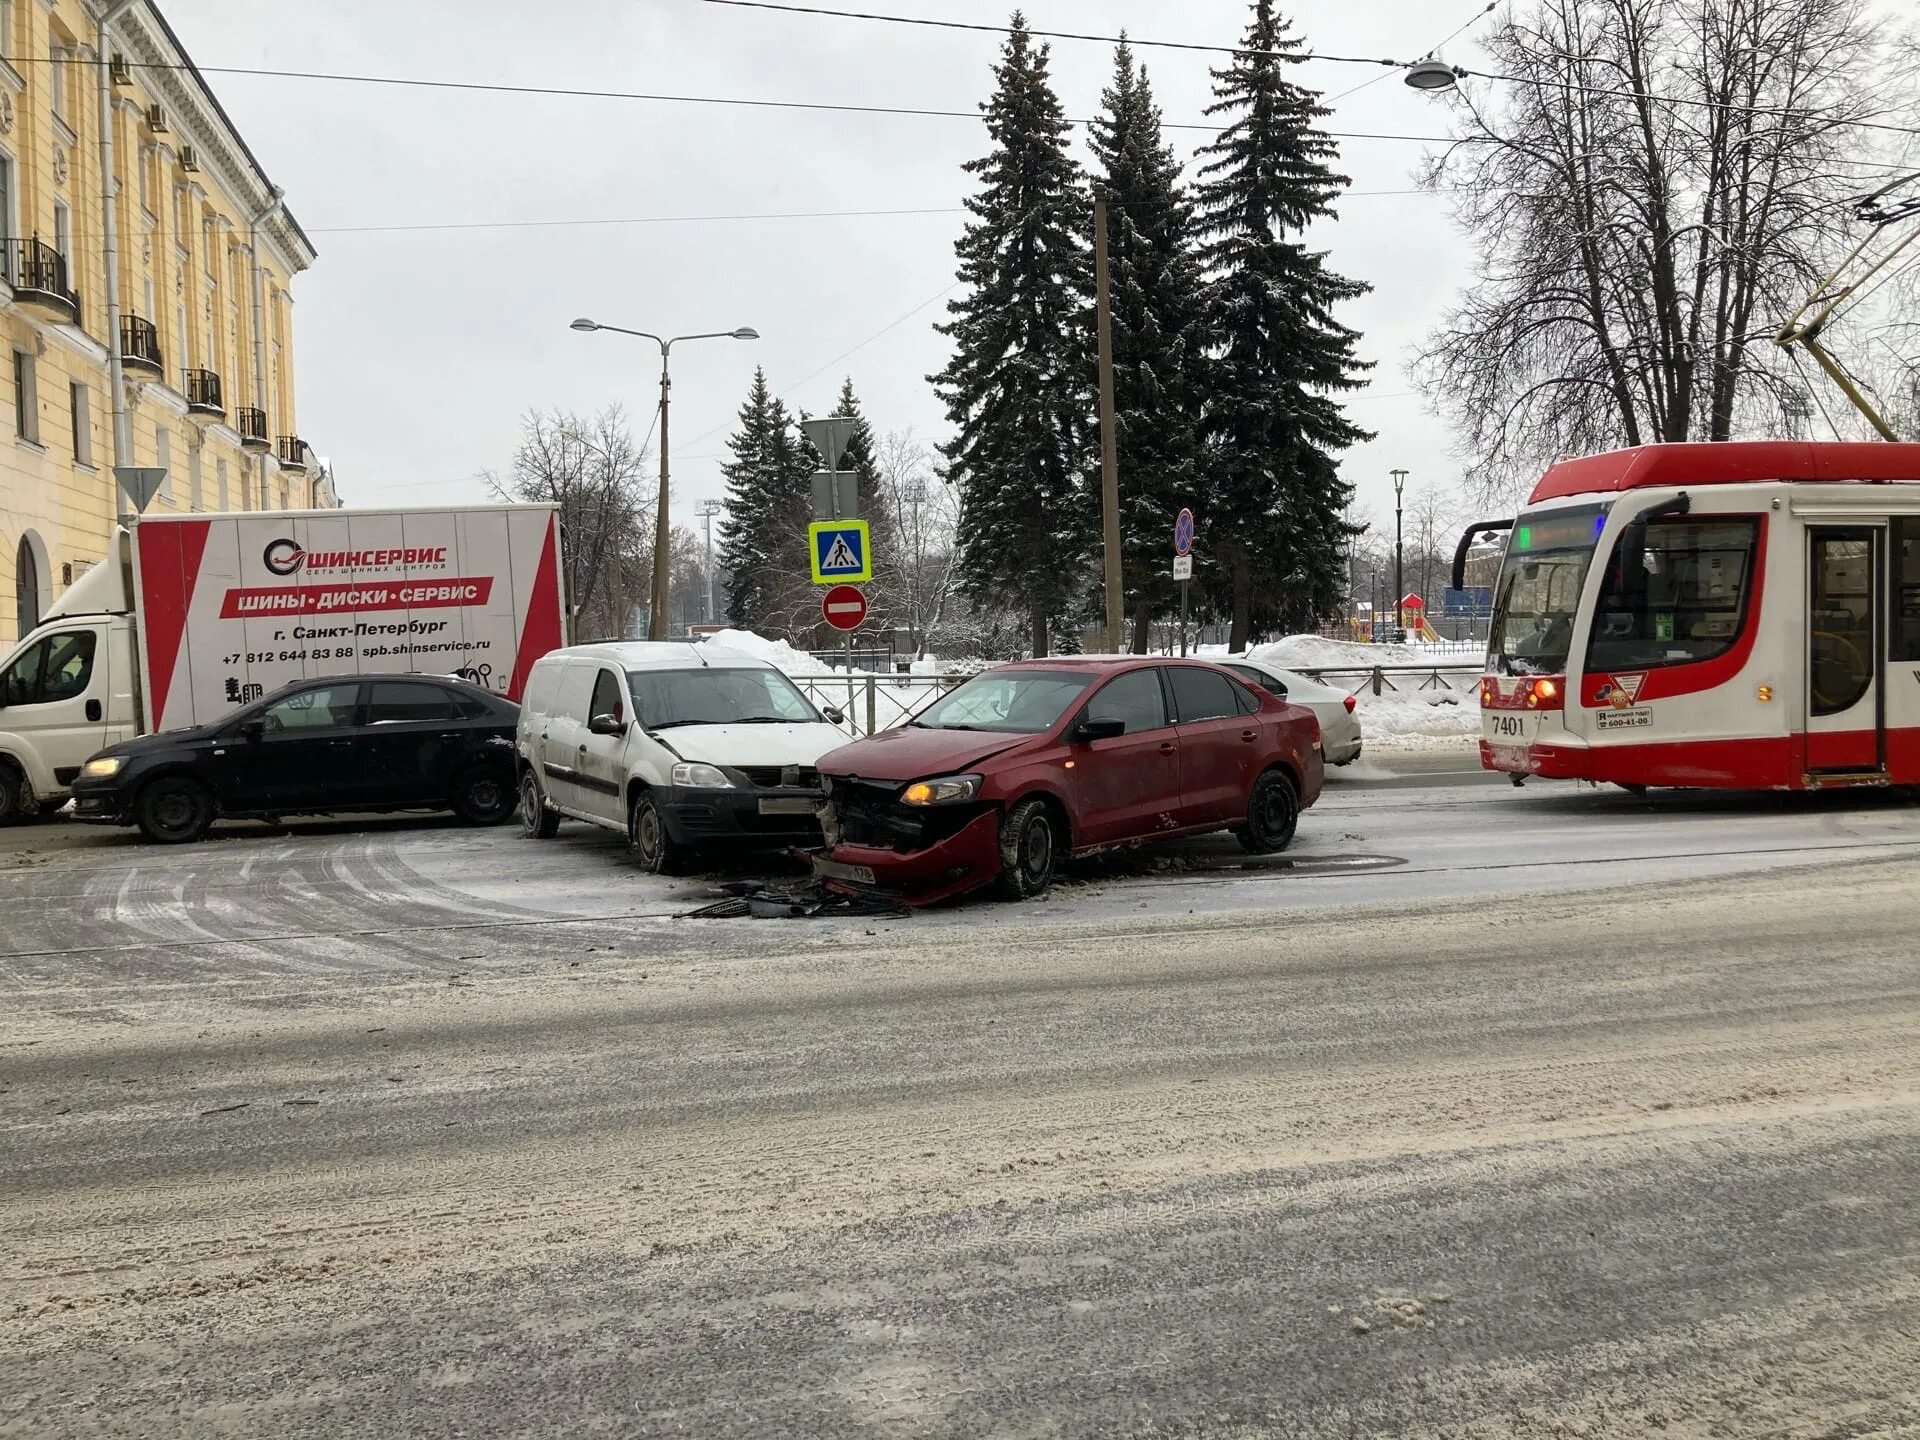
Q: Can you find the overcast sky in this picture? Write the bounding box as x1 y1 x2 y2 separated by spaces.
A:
156 0 1885 542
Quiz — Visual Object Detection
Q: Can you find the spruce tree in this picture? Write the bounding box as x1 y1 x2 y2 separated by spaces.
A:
1192 0 1371 649
717 369 811 628
1089 38 1208 651
931 13 1091 656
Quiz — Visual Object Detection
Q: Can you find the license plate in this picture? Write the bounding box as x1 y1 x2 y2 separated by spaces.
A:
813 857 876 886
1487 712 1533 741
758 797 818 816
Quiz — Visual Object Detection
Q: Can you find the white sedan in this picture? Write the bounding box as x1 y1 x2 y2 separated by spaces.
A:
1223 658 1363 766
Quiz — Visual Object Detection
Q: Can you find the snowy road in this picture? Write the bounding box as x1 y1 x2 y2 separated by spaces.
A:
3 761 1919 1435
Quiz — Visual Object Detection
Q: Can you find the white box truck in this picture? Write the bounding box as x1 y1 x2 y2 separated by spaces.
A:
0 504 566 821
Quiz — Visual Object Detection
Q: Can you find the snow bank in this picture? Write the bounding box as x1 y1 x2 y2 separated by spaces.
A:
1232 636 1481 752
1248 634 1437 668
699 629 841 677
1353 689 1480 751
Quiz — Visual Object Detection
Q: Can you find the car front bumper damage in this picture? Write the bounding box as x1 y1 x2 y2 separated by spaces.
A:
809 784 1004 906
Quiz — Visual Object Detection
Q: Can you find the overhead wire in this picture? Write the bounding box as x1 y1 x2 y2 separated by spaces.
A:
690 1 1920 140
36 54 1455 143
697 0 1405 69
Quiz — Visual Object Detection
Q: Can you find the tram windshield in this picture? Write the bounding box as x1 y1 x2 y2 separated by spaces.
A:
1488 505 1610 675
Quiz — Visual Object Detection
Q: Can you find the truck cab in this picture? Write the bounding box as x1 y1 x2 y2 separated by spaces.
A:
0 553 141 821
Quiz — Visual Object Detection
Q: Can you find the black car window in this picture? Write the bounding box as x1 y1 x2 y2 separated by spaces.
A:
1168 667 1238 723
0 630 95 706
260 683 360 734
589 668 625 723
367 681 461 725
1083 669 1166 734
1232 680 1261 715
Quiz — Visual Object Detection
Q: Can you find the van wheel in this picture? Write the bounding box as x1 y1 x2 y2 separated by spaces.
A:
450 766 515 825
137 776 214 844
993 797 1059 900
628 790 689 876
1237 769 1299 854
519 771 560 839
0 767 24 826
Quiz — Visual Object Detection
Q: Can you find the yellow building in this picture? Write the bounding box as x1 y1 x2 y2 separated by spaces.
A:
1 0 320 647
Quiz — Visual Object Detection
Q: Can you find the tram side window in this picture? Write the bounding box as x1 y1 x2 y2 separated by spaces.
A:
1586 518 1759 671
1894 519 1920 662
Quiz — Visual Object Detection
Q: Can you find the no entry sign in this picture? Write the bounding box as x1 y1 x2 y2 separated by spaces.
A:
821 584 867 632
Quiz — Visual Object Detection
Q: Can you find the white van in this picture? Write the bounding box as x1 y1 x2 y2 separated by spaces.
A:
515 641 850 872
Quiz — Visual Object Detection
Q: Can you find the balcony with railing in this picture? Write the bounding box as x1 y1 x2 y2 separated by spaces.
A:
183 368 224 418
119 315 163 374
276 435 309 470
4 237 80 321
236 406 270 450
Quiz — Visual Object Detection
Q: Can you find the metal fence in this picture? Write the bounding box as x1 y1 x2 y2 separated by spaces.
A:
793 672 967 738
1289 661 1484 696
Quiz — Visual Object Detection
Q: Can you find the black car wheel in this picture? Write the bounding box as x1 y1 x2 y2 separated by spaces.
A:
136 776 214 844
1237 769 1299 855
993 796 1059 900
0 766 23 826
628 790 689 875
450 766 515 825
519 770 560 839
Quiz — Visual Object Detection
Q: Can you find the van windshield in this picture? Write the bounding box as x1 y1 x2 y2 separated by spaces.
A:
627 668 821 729
1488 505 1610 676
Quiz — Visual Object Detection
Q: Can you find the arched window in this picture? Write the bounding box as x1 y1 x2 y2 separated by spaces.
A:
15 533 41 635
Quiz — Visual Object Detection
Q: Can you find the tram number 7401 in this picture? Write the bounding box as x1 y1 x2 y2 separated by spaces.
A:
1490 714 1530 739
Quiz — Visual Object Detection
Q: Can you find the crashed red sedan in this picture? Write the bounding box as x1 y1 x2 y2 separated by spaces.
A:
811 657 1325 905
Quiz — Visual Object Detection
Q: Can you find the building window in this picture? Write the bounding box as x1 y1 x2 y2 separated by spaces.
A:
52 200 71 263
49 43 66 123
0 2 13 64
216 457 228 510
137 143 150 212
14 534 41 636
0 153 15 279
13 349 37 443
69 382 90 466
156 426 171 502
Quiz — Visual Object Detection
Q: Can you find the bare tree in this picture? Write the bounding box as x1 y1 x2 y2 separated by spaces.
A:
869 429 961 657
484 408 653 641
1417 0 1904 504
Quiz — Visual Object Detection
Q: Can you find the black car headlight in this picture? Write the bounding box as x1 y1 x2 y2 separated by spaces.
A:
899 774 982 806
80 756 126 779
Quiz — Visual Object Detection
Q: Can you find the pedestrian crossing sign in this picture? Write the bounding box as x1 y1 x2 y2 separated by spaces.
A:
809 520 872 584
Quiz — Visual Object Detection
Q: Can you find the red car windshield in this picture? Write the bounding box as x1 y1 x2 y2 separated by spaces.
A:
913 669 1095 733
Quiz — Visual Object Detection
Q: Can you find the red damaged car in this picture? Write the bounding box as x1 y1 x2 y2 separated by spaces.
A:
812 658 1324 905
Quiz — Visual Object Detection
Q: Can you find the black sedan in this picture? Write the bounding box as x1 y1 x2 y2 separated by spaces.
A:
71 676 520 843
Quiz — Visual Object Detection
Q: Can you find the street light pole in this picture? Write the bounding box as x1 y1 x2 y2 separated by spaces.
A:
570 319 758 640
696 498 723 624
1390 468 1409 640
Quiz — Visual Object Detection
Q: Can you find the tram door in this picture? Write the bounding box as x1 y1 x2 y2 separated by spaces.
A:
1806 527 1883 773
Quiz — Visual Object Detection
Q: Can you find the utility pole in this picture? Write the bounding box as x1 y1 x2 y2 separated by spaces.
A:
1093 193 1123 653
696 499 723 625
902 478 926 655
1390 468 1409 641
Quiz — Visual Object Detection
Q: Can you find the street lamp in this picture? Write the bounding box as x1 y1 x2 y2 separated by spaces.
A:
1404 58 1462 91
1390 468 1409 642
569 319 758 639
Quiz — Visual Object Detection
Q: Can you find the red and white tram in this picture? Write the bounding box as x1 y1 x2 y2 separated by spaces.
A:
1458 441 1920 790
